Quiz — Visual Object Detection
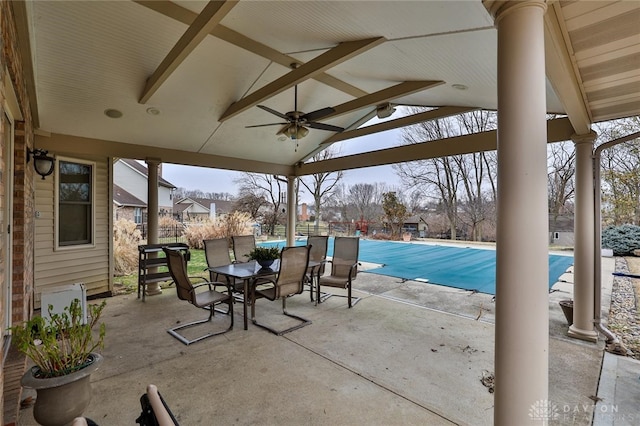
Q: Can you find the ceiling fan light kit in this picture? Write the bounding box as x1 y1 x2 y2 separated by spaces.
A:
246 83 344 141
284 125 309 140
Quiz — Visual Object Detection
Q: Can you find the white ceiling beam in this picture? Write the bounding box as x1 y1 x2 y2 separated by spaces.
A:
319 81 446 121
219 37 386 121
321 106 478 145
296 117 575 176
134 1 368 99
139 1 238 104
36 133 294 176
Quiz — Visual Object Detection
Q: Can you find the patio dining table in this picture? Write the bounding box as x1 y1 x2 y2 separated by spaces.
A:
208 259 320 330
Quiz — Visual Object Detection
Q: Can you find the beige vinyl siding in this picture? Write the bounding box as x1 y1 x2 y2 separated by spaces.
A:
34 155 111 306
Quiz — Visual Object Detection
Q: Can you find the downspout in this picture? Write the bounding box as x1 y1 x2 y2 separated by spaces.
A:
592 130 640 353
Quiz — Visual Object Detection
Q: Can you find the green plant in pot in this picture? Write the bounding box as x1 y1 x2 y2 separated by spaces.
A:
11 298 106 426
248 246 281 269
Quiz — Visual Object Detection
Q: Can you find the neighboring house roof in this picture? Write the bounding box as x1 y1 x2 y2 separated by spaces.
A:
173 203 191 214
113 184 146 207
174 197 234 215
404 215 425 224
119 158 176 189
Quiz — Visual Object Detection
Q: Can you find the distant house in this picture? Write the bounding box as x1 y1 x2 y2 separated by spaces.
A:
113 185 146 224
550 215 574 246
113 159 176 222
173 197 234 222
402 215 429 237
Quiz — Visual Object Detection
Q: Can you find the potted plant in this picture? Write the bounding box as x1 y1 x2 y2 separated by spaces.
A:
248 246 281 269
11 298 106 426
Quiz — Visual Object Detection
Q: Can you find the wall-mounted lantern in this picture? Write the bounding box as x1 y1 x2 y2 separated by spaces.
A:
27 148 55 179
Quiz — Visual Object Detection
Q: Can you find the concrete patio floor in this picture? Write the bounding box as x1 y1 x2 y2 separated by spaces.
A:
17 255 639 425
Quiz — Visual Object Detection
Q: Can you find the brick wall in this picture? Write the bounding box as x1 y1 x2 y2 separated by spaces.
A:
1 0 37 419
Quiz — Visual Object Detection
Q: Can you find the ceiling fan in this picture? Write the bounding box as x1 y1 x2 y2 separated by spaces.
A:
245 85 344 140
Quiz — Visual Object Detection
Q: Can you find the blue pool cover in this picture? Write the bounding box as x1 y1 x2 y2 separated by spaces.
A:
260 239 574 296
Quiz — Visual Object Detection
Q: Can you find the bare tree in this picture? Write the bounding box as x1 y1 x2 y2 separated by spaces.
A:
395 116 462 239
395 109 498 241
348 183 383 222
597 118 640 226
300 148 343 232
547 141 575 241
232 192 268 221
235 173 285 235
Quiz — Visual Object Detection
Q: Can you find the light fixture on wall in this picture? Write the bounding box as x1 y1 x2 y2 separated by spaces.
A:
27 148 55 179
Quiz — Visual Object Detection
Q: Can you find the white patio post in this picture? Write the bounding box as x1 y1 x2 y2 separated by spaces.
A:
569 132 598 341
146 158 162 296
490 1 549 424
286 176 296 247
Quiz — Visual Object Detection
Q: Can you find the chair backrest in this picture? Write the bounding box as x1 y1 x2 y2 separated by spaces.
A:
307 235 328 274
275 245 310 299
163 248 194 303
307 235 328 262
203 238 232 268
331 237 359 279
232 235 256 263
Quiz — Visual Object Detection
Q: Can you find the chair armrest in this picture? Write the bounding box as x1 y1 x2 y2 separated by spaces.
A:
146 384 178 426
192 281 233 294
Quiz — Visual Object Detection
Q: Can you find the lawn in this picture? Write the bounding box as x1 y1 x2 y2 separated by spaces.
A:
113 249 209 294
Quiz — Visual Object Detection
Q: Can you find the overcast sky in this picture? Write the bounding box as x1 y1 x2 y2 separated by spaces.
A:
162 124 405 203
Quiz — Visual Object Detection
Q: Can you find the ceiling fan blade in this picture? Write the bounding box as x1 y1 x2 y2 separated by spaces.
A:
245 122 288 128
257 105 290 120
302 107 335 122
307 122 344 132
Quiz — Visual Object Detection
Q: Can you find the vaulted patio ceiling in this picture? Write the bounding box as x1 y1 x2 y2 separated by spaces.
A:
17 1 639 177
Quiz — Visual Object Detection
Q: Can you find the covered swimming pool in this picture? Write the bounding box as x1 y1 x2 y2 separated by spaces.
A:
260 238 574 296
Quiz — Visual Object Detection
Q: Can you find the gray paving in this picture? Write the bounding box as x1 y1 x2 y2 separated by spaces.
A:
17 256 639 425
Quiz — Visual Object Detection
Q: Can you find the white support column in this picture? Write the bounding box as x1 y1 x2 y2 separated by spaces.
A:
491 1 549 424
569 132 598 342
286 176 296 247
146 158 162 296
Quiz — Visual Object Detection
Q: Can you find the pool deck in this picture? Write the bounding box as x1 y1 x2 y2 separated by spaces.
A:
16 248 640 425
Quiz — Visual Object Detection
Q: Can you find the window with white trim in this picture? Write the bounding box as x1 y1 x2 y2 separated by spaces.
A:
58 159 94 246
134 207 142 224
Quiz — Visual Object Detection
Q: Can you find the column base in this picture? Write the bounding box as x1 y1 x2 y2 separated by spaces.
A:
567 325 598 343
145 283 163 296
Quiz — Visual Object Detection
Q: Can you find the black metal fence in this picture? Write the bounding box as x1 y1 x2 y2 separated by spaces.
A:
137 224 186 243
134 221 421 244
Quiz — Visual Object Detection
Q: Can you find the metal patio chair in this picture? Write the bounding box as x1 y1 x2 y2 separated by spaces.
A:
317 236 361 308
306 235 328 302
163 248 234 345
250 245 312 335
232 235 256 263
203 238 244 302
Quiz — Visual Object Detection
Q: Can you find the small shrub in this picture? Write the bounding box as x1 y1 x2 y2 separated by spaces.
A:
602 224 640 256
159 216 180 227
183 212 252 249
184 220 224 249
114 219 141 275
221 211 252 239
